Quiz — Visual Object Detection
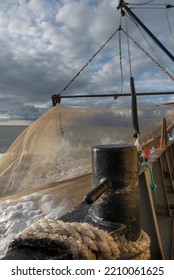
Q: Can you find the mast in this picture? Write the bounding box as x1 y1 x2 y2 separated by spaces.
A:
117 0 174 63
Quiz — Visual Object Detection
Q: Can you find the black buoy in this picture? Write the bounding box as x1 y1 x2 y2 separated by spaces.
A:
86 144 140 241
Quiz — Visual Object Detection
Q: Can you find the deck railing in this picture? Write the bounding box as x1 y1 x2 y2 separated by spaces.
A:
139 140 174 259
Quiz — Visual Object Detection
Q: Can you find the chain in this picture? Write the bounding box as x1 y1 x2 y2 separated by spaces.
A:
57 28 120 95
121 27 174 82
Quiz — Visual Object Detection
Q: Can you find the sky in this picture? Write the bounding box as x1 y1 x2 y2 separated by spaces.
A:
0 0 174 124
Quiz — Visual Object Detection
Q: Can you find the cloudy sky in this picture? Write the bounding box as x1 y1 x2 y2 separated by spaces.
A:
0 0 174 124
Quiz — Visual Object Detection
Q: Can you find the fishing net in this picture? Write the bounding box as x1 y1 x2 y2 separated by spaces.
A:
0 104 132 197
0 102 173 198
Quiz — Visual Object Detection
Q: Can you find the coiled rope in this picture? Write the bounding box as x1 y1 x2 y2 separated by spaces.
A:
7 219 151 260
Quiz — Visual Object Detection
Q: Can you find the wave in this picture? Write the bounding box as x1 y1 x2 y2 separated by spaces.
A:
0 105 132 197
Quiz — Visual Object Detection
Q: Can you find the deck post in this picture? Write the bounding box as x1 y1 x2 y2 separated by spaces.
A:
86 144 140 241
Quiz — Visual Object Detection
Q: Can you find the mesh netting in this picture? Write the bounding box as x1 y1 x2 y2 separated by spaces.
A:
0 103 173 198
0 104 132 197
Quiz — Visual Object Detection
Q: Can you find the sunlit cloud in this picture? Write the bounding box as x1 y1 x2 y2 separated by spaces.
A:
0 0 173 123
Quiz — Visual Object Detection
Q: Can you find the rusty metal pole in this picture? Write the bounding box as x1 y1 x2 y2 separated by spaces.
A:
86 144 140 241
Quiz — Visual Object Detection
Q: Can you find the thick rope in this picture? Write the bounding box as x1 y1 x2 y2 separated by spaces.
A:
118 230 151 260
7 219 150 260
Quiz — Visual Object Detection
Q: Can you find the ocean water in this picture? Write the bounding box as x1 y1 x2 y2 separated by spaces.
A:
0 125 27 154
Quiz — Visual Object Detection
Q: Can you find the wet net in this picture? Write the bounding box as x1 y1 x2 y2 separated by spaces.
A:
0 104 133 197
0 103 173 198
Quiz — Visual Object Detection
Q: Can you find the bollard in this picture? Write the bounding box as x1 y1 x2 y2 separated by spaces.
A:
85 144 140 241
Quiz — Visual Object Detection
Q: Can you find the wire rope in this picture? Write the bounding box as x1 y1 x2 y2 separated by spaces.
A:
126 0 155 6
165 0 174 40
125 13 174 76
121 27 174 81
125 16 133 77
57 28 120 96
131 7 169 10
126 1 174 9
119 24 124 94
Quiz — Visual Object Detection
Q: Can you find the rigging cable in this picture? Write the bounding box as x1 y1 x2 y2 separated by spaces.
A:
120 27 174 81
165 0 174 40
129 4 174 10
119 18 124 94
126 0 155 6
125 16 133 77
119 28 124 93
124 17 143 155
135 19 173 74
130 7 170 10
56 28 120 96
125 12 174 76
126 1 174 9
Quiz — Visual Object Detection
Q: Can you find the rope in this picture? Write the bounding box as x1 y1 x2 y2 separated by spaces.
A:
165 0 174 41
127 14 174 76
119 26 124 94
7 219 150 260
57 28 120 96
126 0 155 5
125 15 133 77
142 162 157 205
120 27 174 81
58 109 64 137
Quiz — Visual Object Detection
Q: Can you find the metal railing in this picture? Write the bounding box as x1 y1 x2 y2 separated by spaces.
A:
139 140 174 259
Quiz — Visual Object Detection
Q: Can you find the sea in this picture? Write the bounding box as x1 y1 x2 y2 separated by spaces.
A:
0 125 27 155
